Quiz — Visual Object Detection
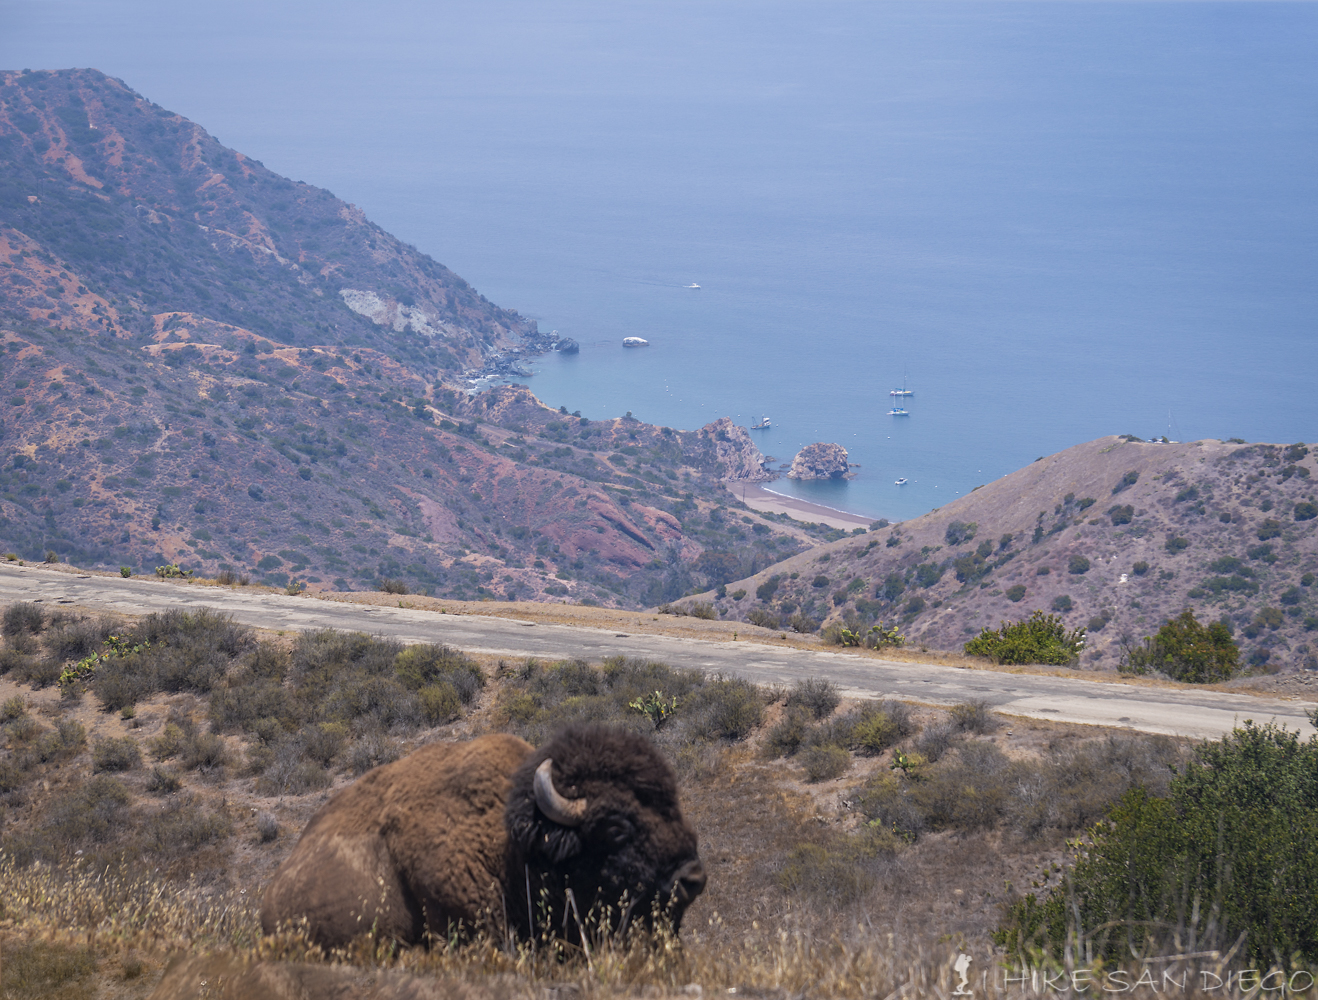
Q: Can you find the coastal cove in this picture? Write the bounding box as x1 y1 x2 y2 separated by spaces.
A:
5 2 1318 524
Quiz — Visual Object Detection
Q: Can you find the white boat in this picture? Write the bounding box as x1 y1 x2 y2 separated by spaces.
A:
888 404 909 416
895 477 908 485
890 373 913 397
750 416 770 429
622 337 649 347
686 283 701 289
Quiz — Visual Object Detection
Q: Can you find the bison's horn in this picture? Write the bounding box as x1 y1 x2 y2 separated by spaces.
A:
534 758 587 827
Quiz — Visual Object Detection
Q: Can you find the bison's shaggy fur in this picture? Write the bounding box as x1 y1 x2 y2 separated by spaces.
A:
260 725 705 950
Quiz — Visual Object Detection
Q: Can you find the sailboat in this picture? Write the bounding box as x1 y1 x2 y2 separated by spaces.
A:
890 372 913 397
750 416 771 429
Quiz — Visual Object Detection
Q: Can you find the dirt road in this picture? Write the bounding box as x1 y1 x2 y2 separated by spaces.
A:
2 563 1312 740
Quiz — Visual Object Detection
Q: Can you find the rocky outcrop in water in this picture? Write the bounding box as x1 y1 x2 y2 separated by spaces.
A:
701 417 775 481
554 337 579 354
788 442 854 480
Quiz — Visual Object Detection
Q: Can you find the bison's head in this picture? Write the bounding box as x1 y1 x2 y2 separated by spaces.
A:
505 724 706 937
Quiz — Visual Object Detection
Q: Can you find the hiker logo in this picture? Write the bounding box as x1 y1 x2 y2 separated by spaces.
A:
953 954 973 996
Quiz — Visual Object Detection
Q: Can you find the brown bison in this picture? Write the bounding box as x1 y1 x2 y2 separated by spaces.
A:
260 724 706 949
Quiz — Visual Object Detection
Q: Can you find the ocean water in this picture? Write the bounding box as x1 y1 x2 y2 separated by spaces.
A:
4 0 1317 522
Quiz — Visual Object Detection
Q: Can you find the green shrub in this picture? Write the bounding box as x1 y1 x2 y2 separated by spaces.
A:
965 611 1085 665
35 720 85 763
92 652 158 711
46 617 116 662
1005 584 1026 602
800 745 851 782
850 710 901 754
786 677 840 720
2 602 45 636
0 695 25 721
1050 595 1073 613
1120 609 1238 683
146 766 183 794
1108 504 1134 526
6 714 43 745
746 608 779 629
914 563 943 588
379 577 409 595
995 723 1318 965
1296 501 1318 522
763 706 812 758
302 721 347 767
1067 555 1090 575
909 741 1012 832
1164 535 1190 554
293 629 401 681
321 675 422 731
945 520 978 546
949 699 1000 734
0 646 35 678
393 644 484 702
256 753 332 796
787 612 820 633
256 811 280 843
91 736 141 773
1112 470 1139 494
418 682 463 724
686 677 763 740
209 677 296 733
914 721 959 762
135 607 250 656
1257 517 1283 540
149 722 187 761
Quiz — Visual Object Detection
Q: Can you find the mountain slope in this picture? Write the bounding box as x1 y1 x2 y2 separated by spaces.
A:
0 69 830 606
704 436 1318 674
0 67 544 375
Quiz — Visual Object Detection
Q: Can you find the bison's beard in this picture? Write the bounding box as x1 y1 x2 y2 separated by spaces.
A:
511 856 703 947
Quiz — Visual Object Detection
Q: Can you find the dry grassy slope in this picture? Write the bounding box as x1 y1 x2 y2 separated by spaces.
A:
0 604 1174 999
707 436 1318 672
0 328 811 606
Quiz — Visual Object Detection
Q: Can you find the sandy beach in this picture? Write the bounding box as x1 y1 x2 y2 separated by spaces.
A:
725 481 880 531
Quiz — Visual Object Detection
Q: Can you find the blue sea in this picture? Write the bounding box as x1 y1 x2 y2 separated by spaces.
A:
4 0 1317 522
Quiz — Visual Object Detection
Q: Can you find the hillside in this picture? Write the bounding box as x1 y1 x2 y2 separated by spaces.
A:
0 69 840 606
0 601 1191 997
700 436 1318 674
0 68 542 373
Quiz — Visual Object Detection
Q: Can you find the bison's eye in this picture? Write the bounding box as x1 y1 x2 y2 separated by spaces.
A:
598 818 633 848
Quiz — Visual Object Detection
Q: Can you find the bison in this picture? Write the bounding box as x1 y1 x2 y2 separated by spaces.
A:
260 724 706 949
